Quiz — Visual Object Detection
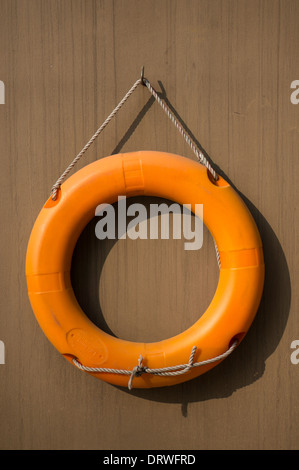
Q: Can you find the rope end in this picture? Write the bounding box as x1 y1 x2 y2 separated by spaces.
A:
128 355 146 390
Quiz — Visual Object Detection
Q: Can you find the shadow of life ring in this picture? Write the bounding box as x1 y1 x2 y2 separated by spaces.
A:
26 151 265 389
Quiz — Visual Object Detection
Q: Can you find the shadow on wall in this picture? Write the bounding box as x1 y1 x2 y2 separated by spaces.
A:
71 81 291 416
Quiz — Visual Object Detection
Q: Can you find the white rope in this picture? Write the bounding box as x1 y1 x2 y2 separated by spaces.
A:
51 77 142 200
50 68 218 200
72 340 238 390
142 78 219 181
214 239 221 269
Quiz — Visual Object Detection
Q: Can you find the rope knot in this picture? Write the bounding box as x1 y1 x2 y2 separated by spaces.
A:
72 341 238 390
128 355 147 390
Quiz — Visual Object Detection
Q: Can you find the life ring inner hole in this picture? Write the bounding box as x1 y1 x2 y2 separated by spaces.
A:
71 196 220 343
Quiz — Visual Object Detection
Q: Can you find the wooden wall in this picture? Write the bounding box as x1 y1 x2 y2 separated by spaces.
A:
0 0 298 450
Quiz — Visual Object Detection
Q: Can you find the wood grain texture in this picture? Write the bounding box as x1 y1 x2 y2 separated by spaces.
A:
0 0 298 450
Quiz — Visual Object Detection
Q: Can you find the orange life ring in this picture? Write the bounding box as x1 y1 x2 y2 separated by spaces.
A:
26 151 265 388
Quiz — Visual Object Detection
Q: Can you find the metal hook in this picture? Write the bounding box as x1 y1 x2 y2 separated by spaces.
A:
141 66 146 86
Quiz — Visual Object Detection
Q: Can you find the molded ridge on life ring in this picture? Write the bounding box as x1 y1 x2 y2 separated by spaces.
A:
25 151 265 388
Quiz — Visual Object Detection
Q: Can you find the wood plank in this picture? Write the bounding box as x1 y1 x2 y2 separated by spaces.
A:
0 0 298 450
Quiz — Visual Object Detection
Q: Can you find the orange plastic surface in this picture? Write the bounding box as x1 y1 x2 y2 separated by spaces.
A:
26 151 265 388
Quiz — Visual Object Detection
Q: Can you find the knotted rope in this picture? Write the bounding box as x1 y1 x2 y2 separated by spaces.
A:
72 340 238 390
